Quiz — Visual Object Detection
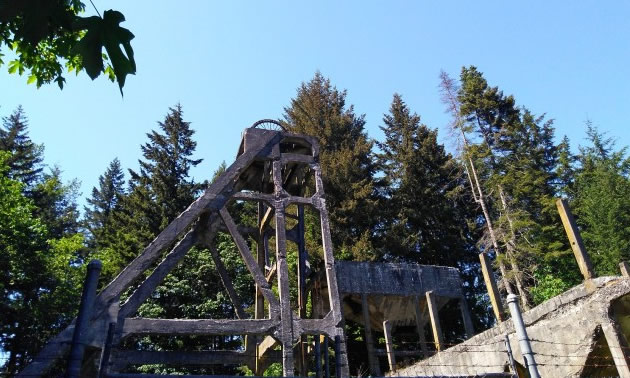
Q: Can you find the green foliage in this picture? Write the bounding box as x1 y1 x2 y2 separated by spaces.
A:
0 106 44 190
572 125 630 276
283 72 380 261
377 93 477 266
0 0 135 92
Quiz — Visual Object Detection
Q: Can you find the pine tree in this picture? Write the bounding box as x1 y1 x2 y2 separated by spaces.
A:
84 158 125 248
283 72 379 260
572 125 630 275
454 66 569 305
0 106 44 192
377 94 475 266
129 103 203 234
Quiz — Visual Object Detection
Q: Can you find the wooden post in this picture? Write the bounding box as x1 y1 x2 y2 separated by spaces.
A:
425 291 444 352
255 201 267 320
459 297 475 339
413 296 430 358
620 261 630 277
297 204 308 377
602 319 630 378
556 198 595 280
479 252 505 322
361 294 381 376
383 320 396 372
314 335 321 378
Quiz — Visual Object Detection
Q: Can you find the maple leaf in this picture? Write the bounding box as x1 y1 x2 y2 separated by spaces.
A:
73 10 135 94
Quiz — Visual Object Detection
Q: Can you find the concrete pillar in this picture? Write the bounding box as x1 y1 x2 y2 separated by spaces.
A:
459 297 475 339
479 252 505 322
556 198 596 280
383 320 396 372
425 291 444 352
412 296 430 358
602 320 630 378
361 294 381 376
620 261 630 278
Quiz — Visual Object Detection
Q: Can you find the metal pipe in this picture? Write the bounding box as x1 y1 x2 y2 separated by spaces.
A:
67 259 102 378
506 294 540 378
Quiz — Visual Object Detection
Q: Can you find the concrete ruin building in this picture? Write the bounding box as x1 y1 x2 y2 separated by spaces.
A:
19 122 630 377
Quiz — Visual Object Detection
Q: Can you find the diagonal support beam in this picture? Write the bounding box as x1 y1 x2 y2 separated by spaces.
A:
118 227 200 319
206 241 247 320
220 206 280 312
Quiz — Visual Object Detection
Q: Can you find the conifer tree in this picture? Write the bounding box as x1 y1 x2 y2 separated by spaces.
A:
283 72 379 260
129 103 203 234
377 94 475 266
84 158 125 248
0 106 44 192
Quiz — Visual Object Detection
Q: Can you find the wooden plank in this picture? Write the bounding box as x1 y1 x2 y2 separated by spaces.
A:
21 130 281 376
556 198 596 280
207 242 247 319
121 318 276 337
220 207 280 311
383 320 396 372
112 350 252 368
118 228 199 319
273 160 295 376
426 291 444 352
480 252 505 323
312 165 350 377
281 153 314 164
362 294 381 376
96 130 278 315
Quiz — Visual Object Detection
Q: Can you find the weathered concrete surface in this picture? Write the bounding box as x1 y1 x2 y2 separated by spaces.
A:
390 276 630 377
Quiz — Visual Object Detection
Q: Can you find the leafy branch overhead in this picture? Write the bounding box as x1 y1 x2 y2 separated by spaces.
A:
0 0 135 94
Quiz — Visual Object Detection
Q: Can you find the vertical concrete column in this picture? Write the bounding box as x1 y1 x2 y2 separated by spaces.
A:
506 294 540 378
459 297 475 339
479 252 505 322
620 261 630 277
383 320 396 372
556 198 596 280
412 296 430 358
361 294 381 376
601 320 630 378
425 291 444 352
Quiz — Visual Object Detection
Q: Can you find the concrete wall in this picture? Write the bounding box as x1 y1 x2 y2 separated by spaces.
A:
390 276 630 377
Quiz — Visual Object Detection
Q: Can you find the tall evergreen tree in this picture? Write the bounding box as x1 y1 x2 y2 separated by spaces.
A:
129 103 203 234
453 66 569 306
84 158 125 248
572 125 630 276
377 94 475 266
283 72 380 260
0 106 44 192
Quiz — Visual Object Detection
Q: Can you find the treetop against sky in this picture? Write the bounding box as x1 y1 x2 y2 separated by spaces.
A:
1 1 628 205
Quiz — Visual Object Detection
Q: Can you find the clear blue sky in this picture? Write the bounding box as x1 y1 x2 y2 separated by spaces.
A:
2 1 629 207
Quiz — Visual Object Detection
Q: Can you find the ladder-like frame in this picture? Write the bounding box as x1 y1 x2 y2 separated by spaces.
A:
20 127 349 377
